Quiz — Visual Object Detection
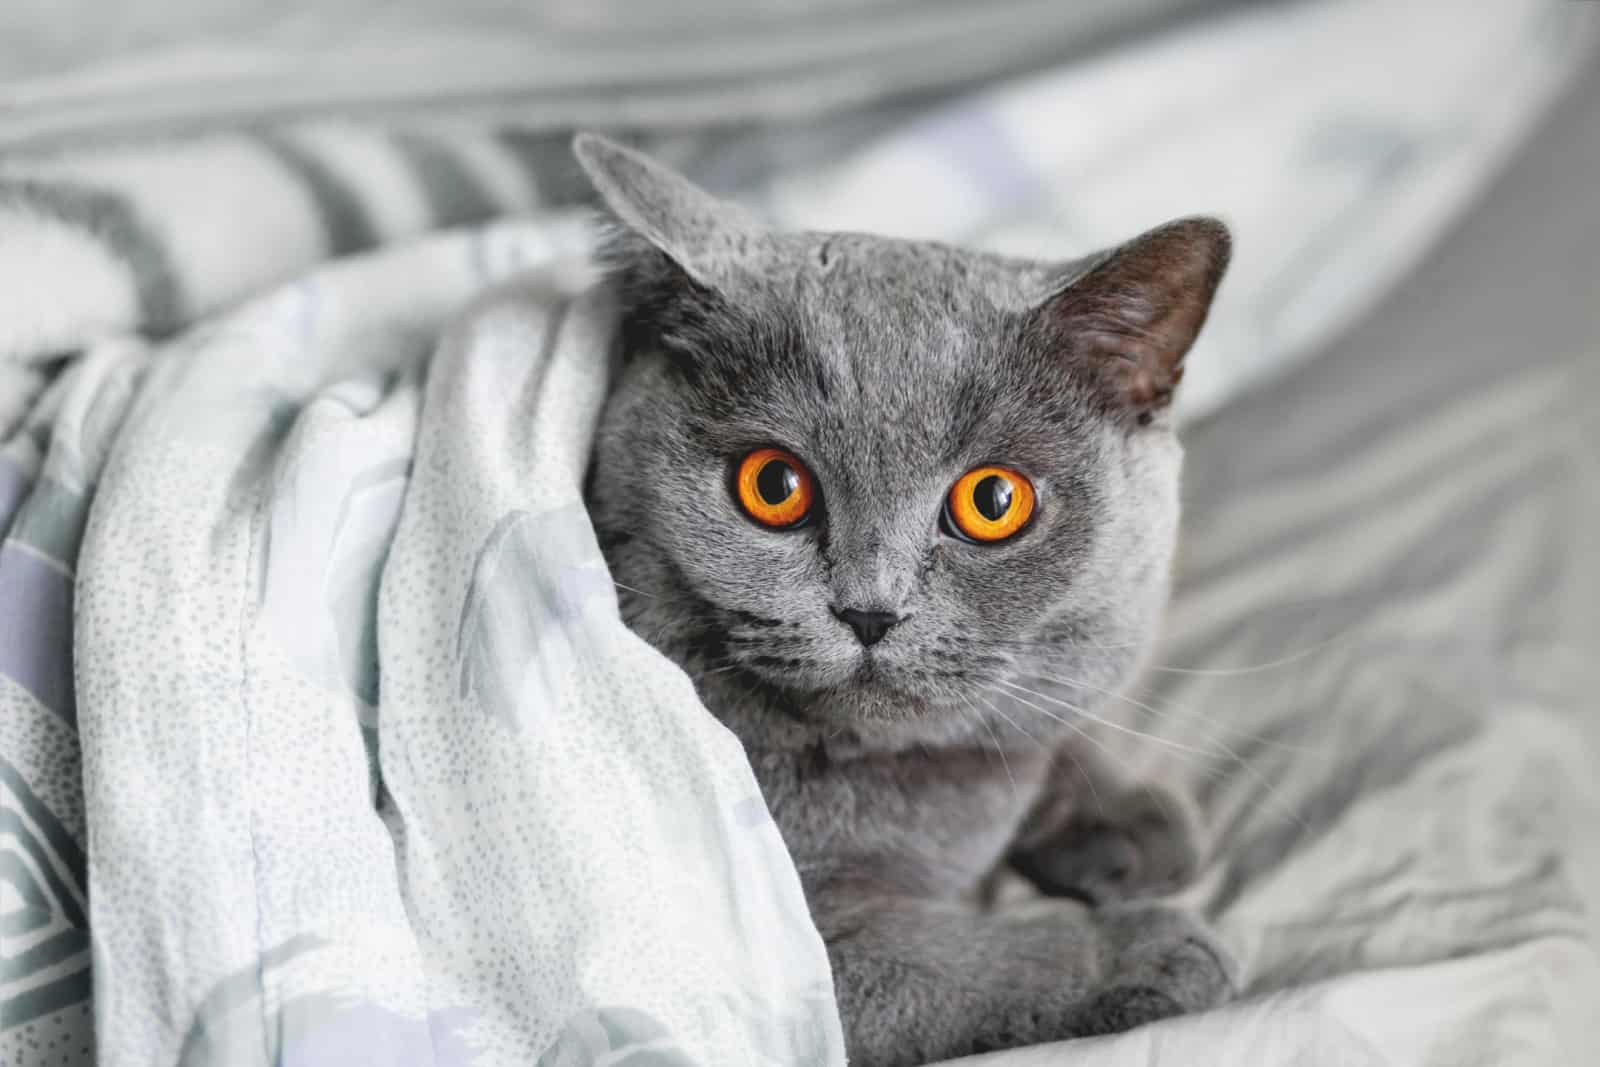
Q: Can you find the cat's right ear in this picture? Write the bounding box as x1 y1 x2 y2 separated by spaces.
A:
573 132 763 289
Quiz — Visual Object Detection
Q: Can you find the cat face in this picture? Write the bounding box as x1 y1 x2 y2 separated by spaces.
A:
578 135 1228 735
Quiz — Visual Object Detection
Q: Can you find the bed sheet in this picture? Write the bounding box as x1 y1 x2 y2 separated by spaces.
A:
948 46 1600 1067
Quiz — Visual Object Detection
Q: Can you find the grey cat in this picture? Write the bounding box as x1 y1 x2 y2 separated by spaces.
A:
575 133 1234 1066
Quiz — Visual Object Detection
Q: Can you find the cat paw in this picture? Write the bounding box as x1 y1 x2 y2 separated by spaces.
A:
1094 903 1235 1018
1014 786 1201 905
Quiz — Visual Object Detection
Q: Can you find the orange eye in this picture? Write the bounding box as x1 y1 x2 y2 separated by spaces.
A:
736 448 816 528
946 466 1035 543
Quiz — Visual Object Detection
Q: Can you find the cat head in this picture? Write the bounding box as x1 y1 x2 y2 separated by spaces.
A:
576 133 1229 744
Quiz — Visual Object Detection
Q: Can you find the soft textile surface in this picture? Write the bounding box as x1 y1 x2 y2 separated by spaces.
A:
2 1 1599 1065
2 0 1591 420
949 55 1600 1067
3 222 844 1064
0 0 1224 148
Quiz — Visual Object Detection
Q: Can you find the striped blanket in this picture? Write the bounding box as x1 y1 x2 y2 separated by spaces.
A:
1 1 1594 1064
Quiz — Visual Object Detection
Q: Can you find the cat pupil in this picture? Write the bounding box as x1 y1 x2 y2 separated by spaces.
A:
758 460 799 504
975 475 1012 521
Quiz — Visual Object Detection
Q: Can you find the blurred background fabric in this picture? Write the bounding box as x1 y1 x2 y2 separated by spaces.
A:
2 0 1593 420
0 0 1222 145
2 2 1598 1066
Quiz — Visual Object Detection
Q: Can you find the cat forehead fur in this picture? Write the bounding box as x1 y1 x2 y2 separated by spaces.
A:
686 230 1089 431
576 132 1214 748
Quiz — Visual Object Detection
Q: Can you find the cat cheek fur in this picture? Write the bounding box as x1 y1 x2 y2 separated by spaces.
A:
589 372 862 691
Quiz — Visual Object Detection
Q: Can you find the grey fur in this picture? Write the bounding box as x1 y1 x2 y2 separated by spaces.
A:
575 133 1233 1066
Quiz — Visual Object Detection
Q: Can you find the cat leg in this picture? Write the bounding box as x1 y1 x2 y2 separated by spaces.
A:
1009 745 1203 905
817 892 1232 1067
1013 783 1202 904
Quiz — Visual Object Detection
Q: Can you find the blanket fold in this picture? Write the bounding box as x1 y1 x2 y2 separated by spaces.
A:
2 2 1597 1065
65 222 843 1065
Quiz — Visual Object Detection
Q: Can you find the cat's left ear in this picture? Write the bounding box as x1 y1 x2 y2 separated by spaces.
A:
1031 218 1230 421
573 132 764 288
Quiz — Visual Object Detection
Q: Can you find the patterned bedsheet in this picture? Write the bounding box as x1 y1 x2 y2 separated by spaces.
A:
1 1 1595 1064
957 58 1600 1064
2 226 845 1065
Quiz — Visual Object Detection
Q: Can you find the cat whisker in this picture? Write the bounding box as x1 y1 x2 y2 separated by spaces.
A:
984 634 1151 654
1016 671 1308 833
1015 623 1355 679
1015 663 1271 758
960 694 1017 802
1123 685 1323 757
971 693 1043 752
1016 648 1325 756
730 675 764 716
1144 629 1355 677
1004 684 1241 793
979 688 1109 816
998 679 1216 760
611 580 661 601
992 685 1214 832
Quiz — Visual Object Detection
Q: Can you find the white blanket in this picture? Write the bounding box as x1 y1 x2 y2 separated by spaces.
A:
4 1 1598 1064
62 224 842 1065
9 206 1595 1067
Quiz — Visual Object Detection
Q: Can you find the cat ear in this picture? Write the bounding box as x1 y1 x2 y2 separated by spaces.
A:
1032 217 1230 420
573 132 763 288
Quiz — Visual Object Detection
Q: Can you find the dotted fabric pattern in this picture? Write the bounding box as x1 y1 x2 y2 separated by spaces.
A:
66 219 842 1066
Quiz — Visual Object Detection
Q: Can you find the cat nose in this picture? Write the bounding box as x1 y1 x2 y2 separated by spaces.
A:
832 607 905 648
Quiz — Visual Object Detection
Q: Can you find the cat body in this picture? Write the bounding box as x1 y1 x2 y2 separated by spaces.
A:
575 134 1233 1066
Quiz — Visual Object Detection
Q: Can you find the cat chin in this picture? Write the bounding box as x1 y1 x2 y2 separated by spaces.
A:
825 686 933 724
779 674 973 734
